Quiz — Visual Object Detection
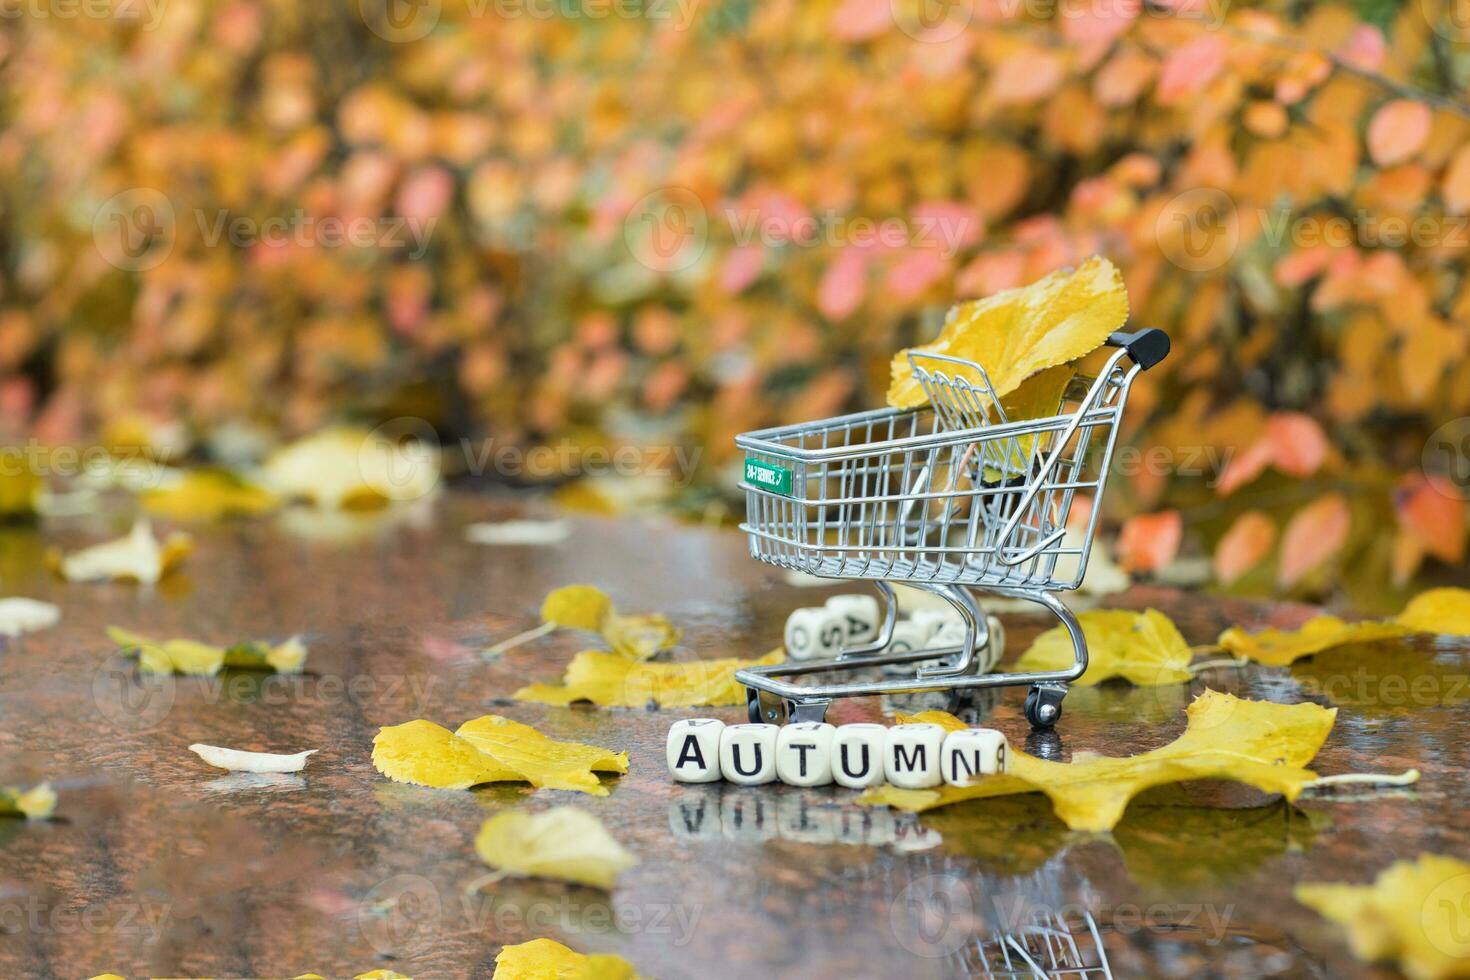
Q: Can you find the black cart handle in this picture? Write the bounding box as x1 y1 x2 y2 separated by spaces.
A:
1106 328 1170 370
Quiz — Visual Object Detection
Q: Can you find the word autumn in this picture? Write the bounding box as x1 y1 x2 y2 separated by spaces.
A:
665 719 1007 789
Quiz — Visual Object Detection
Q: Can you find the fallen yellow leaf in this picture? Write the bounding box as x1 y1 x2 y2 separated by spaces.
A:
1297 853 1470 980
0 782 56 820
51 520 192 585
1219 616 1411 667
263 427 440 510
455 715 628 796
293 970 412 979
514 649 783 708
859 691 1336 832
107 627 308 676
541 584 680 660
372 719 517 790
140 468 278 521
492 938 647 980
893 710 968 731
1396 587 1470 636
475 807 638 889
887 255 1127 408
1011 608 1194 685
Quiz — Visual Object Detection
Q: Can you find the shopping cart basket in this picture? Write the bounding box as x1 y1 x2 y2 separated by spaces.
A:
735 328 1169 728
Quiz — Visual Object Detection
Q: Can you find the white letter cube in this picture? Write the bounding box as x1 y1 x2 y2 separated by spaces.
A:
886 620 930 654
784 607 846 661
719 723 778 785
912 608 961 639
775 722 836 786
666 718 725 783
942 729 1008 785
885 723 946 789
825 594 879 644
831 723 888 789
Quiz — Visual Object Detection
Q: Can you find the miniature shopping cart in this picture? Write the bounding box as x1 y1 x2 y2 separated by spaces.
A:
735 328 1169 728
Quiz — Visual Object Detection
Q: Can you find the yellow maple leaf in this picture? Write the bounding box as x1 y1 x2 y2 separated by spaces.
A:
859 691 1336 832
887 256 1127 408
140 468 278 521
1219 616 1411 667
492 938 647 980
372 719 516 790
454 715 628 796
1012 609 1194 685
0 782 56 820
514 649 784 708
475 807 638 890
1396 587 1470 635
1297 853 1470 980
540 584 680 660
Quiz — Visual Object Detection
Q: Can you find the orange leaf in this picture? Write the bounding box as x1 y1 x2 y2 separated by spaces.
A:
1443 145 1470 216
719 244 764 295
988 51 1065 107
1367 100 1431 167
1216 439 1273 497
1277 495 1350 588
1396 475 1467 564
816 249 866 321
1156 36 1227 106
1214 511 1276 585
1266 412 1328 477
1116 510 1182 574
831 0 890 42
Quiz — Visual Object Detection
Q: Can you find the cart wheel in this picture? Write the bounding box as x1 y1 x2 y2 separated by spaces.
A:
747 688 788 724
1024 684 1066 729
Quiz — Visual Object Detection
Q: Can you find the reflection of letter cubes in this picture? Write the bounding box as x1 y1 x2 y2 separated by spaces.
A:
942 729 1008 785
719 724 779 785
831 723 888 789
825 595 879 644
775 722 836 786
884 724 946 789
666 718 725 783
784 607 846 661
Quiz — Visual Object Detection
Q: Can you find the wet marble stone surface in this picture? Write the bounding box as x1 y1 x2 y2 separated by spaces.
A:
0 494 1465 979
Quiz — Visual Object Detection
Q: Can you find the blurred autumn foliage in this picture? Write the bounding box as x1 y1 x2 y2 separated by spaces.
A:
2 0 1470 603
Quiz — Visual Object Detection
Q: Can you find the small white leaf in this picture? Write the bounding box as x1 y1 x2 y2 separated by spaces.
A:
464 519 571 546
0 598 60 637
188 744 317 773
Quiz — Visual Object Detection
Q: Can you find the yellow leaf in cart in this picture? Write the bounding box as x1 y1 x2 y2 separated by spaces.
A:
860 691 1335 832
515 649 784 708
475 807 638 889
1012 609 1194 686
1297 854 1470 980
888 255 1127 408
455 715 628 796
492 938 648 980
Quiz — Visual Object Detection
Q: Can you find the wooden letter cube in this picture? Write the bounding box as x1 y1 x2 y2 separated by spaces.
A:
824 594 879 644
942 728 1008 785
719 723 778 785
775 722 836 786
666 718 725 783
884 723 946 789
831 723 887 789
783 607 846 661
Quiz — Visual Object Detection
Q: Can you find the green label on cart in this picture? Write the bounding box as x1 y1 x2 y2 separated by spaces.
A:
744 458 793 496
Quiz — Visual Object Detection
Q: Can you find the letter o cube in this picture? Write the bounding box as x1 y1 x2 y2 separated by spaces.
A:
775 722 836 786
884 723 946 789
942 728 1008 785
784 607 846 662
719 723 779 785
666 718 725 783
831 723 887 789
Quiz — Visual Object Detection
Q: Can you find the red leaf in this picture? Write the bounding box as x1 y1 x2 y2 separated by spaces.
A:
1277 494 1350 588
1156 36 1227 106
718 244 764 295
1266 412 1328 477
1116 510 1182 574
817 249 867 321
1396 474 1467 564
831 0 891 43
1213 510 1276 585
1367 100 1431 167
885 248 947 299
